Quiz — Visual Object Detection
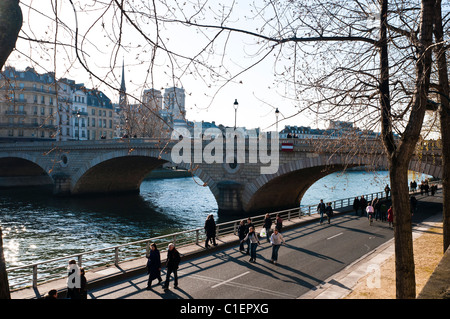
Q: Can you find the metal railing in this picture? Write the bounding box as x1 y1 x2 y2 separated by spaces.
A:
6 189 388 291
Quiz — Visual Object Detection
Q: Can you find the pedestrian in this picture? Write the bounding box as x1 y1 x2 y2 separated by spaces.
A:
270 227 285 264
317 199 326 224
79 268 87 299
431 184 436 196
241 226 260 263
352 196 360 215
373 197 381 221
410 195 417 216
237 220 247 253
43 289 58 299
325 202 333 224
163 243 181 290
66 259 81 299
424 182 429 196
366 203 374 221
275 214 283 232
204 214 218 248
387 206 394 228
380 201 387 222
359 195 367 216
384 184 391 199
245 217 254 255
262 213 273 243
146 243 162 290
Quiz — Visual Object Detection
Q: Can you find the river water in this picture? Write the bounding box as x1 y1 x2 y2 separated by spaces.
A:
0 170 429 273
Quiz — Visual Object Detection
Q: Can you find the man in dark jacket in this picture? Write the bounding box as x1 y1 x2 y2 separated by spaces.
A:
163 243 181 289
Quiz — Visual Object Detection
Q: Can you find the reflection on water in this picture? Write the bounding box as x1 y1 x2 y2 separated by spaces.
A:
0 169 430 270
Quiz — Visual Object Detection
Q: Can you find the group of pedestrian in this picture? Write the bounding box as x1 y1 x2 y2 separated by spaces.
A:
146 242 181 290
317 199 334 225
237 215 285 264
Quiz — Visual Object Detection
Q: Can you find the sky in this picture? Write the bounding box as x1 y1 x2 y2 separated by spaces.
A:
7 0 323 132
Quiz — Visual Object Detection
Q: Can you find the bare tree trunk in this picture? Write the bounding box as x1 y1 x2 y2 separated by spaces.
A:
380 0 434 298
433 0 450 253
0 0 22 300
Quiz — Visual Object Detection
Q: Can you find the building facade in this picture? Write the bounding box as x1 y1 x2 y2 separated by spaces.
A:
0 66 115 142
0 66 58 141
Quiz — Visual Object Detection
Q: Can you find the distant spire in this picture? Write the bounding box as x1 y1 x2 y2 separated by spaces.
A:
120 58 126 93
119 58 127 107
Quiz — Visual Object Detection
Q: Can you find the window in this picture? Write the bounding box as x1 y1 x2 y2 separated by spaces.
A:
41 107 45 115
92 109 95 115
18 130 24 137
41 96 45 104
8 130 14 137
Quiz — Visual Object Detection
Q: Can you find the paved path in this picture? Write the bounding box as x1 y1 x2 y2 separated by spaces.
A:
86 193 443 299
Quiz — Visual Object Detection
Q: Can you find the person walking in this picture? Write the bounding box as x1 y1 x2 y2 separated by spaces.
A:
359 195 367 216
380 201 388 222
204 214 218 248
79 268 87 299
373 197 381 221
146 243 162 290
237 220 247 253
387 206 394 228
352 197 360 215
410 195 417 216
262 213 273 243
275 214 283 232
241 226 260 263
270 228 285 264
366 203 375 224
66 259 81 299
384 184 391 199
163 243 181 290
245 217 254 255
317 199 326 224
325 202 334 224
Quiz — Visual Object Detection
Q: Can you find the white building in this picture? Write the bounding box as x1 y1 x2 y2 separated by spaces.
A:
72 84 88 140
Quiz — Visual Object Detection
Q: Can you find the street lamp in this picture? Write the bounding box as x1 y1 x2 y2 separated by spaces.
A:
76 110 81 141
233 99 239 129
275 108 280 133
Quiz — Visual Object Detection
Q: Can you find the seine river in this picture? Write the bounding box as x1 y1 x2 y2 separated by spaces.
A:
0 170 428 272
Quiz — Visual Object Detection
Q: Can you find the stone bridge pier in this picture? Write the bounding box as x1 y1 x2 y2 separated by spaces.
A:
0 139 443 215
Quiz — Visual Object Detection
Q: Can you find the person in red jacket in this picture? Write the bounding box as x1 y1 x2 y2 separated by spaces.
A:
387 206 394 228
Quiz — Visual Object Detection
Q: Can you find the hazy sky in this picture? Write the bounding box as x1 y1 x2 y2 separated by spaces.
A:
8 0 321 132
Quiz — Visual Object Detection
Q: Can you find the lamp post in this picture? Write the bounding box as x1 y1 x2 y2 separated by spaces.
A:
76 110 80 141
233 99 239 130
275 108 280 133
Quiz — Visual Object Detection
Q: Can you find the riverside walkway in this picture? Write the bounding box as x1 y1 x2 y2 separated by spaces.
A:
10 190 448 300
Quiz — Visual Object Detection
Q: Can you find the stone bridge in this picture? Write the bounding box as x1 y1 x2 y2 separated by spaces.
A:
0 138 443 214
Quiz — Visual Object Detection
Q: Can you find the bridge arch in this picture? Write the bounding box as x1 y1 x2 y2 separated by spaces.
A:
71 149 220 200
242 155 441 213
0 153 53 187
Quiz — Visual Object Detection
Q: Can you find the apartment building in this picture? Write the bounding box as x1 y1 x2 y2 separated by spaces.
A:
0 66 115 142
0 66 58 141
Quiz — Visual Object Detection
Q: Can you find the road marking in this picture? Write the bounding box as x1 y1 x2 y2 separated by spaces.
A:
211 271 250 288
327 232 343 240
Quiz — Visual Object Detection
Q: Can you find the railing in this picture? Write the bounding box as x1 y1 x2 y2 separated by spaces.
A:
6 189 388 291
